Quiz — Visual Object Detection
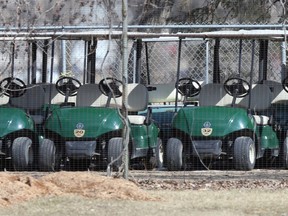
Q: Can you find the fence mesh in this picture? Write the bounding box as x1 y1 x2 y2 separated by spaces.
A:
0 30 286 177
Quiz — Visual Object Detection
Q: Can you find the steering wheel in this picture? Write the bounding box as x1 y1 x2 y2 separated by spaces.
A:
0 77 26 98
224 76 250 98
282 76 288 93
99 77 123 98
55 76 81 96
176 78 201 97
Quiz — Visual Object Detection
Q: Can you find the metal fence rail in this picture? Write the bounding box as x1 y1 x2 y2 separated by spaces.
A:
0 36 283 85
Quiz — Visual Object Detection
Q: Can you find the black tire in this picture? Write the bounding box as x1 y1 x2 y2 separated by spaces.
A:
108 137 123 171
156 138 164 169
12 137 33 171
281 137 288 169
39 139 57 172
166 138 183 171
233 136 256 171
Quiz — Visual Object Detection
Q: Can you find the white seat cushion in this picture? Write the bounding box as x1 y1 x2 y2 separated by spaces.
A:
253 115 269 125
128 115 146 125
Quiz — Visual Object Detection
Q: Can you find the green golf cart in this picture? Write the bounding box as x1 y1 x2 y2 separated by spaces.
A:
0 77 45 171
165 75 284 171
39 76 162 171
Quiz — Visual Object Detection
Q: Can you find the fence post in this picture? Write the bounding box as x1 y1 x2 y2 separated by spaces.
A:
122 0 129 180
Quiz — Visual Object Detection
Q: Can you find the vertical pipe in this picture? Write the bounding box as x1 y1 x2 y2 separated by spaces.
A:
31 41 37 84
248 40 255 113
87 39 97 84
50 41 55 83
132 41 136 83
11 42 15 77
48 40 55 107
83 41 87 84
122 0 129 180
281 41 287 80
61 30 66 74
135 39 142 84
27 42 30 84
175 38 182 113
238 39 243 76
259 40 268 81
145 42 150 85
42 40 48 83
205 39 209 84
213 39 220 83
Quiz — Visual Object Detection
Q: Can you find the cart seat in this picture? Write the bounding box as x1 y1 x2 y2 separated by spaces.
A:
41 83 76 105
238 84 272 125
10 85 45 124
77 83 149 125
199 83 233 106
127 115 146 125
126 83 148 112
78 83 149 110
253 115 270 125
262 81 288 104
238 84 272 110
0 94 9 105
148 83 182 104
76 84 108 107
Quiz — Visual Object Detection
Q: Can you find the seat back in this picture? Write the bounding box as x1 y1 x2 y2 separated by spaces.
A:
148 83 182 104
9 85 46 124
238 84 272 111
0 94 9 106
76 83 148 125
262 81 288 104
41 83 76 104
199 83 233 106
76 84 108 107
10 85 45 111
126 83 148 112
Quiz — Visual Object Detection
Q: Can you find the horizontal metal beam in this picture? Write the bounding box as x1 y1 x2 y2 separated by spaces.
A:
0 29 286 41
0 24 286 32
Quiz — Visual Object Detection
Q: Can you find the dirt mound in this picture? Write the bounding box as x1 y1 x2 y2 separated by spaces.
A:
0 172 156 207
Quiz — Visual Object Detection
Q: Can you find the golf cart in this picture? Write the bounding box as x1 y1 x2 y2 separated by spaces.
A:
0 77 45 171
165 38 287 171
40 76 162 171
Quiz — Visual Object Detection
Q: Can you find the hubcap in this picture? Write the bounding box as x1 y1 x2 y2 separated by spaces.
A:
249 144 255 164
158 144 164 164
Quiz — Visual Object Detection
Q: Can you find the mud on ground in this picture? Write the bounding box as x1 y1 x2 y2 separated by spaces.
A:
0 169 288 207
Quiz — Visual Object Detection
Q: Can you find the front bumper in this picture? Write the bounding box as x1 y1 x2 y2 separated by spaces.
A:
191 140 222 158
65 141 98 159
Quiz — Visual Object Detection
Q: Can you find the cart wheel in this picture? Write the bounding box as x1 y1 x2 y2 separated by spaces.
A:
12 137 33 171
39 139 58 172
281 137 288 169
166 138 183 171
108 137 124 171
233 136 256 171
156 138 164 169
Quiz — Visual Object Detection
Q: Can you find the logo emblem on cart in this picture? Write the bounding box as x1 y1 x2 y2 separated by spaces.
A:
74 123 85 137
76 123 84 129
201 121 212 136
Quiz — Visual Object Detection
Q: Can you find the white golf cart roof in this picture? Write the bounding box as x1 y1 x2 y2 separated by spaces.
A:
0 29 286 41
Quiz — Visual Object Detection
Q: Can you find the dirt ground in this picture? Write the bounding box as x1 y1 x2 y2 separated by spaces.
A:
0 169 288 215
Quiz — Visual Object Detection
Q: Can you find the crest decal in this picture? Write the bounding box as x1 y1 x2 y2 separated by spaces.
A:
74 123 85 137
201 121 213 136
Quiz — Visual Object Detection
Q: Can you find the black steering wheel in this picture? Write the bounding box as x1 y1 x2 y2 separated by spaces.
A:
176 78 201 97
0 77 26 98
282 76 288 93
224 76 250 98
99 77 123 98
55 76 81 96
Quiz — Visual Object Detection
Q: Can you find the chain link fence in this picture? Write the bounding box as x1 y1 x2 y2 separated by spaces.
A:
0 28 286 175
126 38 283 85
